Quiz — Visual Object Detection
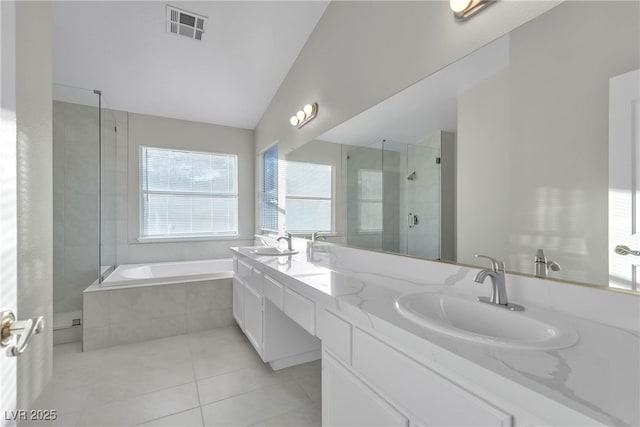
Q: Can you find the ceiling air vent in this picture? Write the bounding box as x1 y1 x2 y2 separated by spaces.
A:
167 5 206 41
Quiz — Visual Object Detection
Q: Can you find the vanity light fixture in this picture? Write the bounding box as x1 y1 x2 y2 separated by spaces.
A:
450 0 495 21
289 103 318 129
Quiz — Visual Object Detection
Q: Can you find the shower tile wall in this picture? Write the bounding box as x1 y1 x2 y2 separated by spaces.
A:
53 101 125 344
53 101 100 317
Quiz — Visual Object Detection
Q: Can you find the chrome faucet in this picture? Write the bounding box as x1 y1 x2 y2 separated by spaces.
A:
306 232 326 261
277 232 293 252
474 254 524 311
533 249 561 278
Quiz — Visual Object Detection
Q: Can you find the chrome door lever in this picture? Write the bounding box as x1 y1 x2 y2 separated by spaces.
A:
615 245 640 256
1 311 44 356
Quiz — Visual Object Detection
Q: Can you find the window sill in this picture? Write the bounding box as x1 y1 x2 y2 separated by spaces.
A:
135 234 243 244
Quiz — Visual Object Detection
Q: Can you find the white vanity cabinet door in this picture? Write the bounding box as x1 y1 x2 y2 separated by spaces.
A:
243 284 264 360
323 352 409 427
232 278 244 328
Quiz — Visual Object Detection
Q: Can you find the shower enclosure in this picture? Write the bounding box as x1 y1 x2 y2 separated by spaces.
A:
345 132 455 261
52 84 116 343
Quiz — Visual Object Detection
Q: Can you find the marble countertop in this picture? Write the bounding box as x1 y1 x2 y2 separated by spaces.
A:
231 246 639 426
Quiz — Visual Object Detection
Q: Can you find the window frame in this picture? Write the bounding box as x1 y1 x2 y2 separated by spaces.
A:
260 144 279 234
138 145 239 241
284 160 336 234
356 168 384 234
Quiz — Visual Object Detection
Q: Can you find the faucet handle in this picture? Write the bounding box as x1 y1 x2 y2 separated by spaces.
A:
475 254 505 272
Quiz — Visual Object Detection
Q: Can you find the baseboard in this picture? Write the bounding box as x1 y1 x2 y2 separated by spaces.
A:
269 349 321 371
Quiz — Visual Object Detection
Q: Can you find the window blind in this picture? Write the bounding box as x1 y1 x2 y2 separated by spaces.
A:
262 144 279 231
285 161 333 232
357 169 383 232
141 146 238 238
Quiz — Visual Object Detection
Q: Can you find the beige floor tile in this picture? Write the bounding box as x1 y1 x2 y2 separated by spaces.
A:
200 381 312 426
197 363 288 405
50 326 321 427
75 382 199 426
250 400 321 427
137 408 204 427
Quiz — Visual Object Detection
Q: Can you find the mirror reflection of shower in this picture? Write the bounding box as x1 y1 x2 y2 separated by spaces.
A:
52 84 117 342
345 132 455 261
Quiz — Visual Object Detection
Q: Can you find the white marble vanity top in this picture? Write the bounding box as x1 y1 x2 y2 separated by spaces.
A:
231 245 639 426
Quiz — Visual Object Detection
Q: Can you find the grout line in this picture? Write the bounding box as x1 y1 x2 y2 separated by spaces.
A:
130 406 201 427
186 328 207 426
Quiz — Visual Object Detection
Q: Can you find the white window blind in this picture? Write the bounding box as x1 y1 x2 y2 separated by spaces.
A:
141 146 238 238
262 144 279 231
285 161 333 233
357 169 383 232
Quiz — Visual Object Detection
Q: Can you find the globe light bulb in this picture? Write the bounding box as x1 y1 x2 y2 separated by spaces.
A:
450 0 472 13
303 104 314 116
290 116 299 126
296 110 306 121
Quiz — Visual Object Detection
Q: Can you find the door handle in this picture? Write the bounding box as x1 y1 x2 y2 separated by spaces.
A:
1 311 44 357
615 245 640 256
408 213 419 228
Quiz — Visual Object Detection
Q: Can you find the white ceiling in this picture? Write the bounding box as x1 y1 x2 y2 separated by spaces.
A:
318 35 510 148
52 1 329 129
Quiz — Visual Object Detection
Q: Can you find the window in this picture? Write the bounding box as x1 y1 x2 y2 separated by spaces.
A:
140 146 238 239
285 161 333 233
262 144 279 231
357 169 383 232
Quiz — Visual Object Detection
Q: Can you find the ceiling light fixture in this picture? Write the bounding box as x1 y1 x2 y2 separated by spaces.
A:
450 0 495 21
289 103 318 129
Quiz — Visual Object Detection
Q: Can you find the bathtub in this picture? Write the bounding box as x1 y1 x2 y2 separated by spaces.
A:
100 258 233 288
83 258 235 351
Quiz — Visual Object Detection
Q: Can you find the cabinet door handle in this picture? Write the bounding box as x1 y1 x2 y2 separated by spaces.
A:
1 311 45 357
615 245 640 256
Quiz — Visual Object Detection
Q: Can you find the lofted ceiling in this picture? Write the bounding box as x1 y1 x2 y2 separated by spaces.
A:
52 1 329 129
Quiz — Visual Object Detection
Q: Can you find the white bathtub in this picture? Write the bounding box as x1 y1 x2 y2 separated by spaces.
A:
100 258 233 288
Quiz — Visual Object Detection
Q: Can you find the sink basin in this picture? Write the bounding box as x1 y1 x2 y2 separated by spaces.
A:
250 247 299 256
395 292 578 350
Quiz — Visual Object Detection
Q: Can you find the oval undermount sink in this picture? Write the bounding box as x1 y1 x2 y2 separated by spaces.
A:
250 247 299 256
395 292 578 350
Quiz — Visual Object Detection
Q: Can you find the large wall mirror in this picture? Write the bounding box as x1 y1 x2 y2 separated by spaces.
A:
282 1 640 292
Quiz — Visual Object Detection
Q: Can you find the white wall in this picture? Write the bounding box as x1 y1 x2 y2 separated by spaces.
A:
254 1 559 155
457 1 640 285
15 0 53 410
121 113 255 264
253 0 559 235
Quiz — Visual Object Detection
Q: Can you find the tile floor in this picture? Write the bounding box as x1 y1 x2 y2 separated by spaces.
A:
28 326 321 427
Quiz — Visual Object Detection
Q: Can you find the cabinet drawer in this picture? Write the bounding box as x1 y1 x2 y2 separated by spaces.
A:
352 329 512 426
246 268 263 294
283 288 315 335
237 259 253 283
322 309 352 364
263 275 284 310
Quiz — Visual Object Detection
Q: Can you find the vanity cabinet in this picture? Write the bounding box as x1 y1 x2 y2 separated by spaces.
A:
321 308 512 427
232 257 321 370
